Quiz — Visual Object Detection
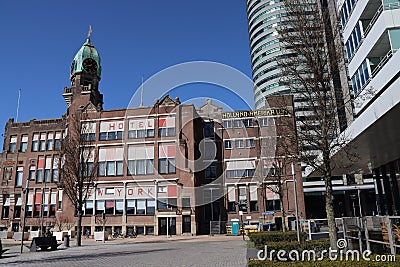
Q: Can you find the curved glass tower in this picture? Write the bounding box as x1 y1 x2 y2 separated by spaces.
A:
246 0 289 109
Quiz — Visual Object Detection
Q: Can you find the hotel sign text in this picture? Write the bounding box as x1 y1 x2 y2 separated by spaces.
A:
222 109 289 119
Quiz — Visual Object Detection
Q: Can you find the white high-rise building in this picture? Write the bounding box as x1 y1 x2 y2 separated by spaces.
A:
334 0 400 215
246 0 289 109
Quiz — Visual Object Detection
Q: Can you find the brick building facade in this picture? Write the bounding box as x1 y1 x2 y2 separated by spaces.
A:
0 35 306 236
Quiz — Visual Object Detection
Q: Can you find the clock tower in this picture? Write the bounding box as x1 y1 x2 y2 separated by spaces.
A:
63 27 103 113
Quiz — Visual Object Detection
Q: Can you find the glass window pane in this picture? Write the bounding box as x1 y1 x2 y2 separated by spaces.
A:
128 160 135 175
136 160 145 175
106 161 116 176
146 159 154 174
98 162 106 176
116 161 123 176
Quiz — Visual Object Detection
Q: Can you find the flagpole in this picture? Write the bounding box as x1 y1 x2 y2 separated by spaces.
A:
140 76 144 107
16 89 21 122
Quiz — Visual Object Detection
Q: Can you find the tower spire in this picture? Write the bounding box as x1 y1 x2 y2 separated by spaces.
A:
87 25 92 41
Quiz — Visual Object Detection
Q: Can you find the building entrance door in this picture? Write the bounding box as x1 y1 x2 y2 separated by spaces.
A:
182 216 191 233
159 218 167 235
158 217 176 235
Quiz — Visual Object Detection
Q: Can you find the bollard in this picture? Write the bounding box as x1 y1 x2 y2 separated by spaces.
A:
63 235 70 247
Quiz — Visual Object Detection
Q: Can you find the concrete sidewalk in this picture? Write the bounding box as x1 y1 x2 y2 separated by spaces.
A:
0 235 247 267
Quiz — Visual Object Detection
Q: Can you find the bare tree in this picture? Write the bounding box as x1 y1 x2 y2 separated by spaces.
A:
264 159 287 232
258 96 300 233
54 214 76 232
58 110 97 246
276 0 356 249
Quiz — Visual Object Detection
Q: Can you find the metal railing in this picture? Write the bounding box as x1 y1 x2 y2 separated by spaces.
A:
342 216 400 255
364 3 400 38
209 221 228 235
371 49 397 78
300 218 344 241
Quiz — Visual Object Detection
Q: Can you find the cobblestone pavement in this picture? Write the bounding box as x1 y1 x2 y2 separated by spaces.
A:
0 235 247 267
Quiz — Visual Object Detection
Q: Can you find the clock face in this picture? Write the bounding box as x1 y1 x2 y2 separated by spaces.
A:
82 58 98 74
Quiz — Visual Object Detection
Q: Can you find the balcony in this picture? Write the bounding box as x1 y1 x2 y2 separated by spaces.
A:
363 2 400 38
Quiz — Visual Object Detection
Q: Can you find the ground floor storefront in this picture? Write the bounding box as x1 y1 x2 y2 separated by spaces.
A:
80 212 196 236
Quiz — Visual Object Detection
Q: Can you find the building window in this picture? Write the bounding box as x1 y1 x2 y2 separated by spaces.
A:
243 119 253 127
226 169 255 178
158 117 175 137
227 186 236 213
52 157 59 182
266 200 281 211
126 199 135 215
36 156 44 183
95 200 105 215
46 133 54 150
43 204 48 217
1 195 10 219
54 132 61 150
81 133 96 142
205 162 217 179
351 59 370 96
105 200 114 215
44 156 52 183
158 144 176 174
3 167 12 182
223 120 232 129
127 145 155 176
20 135 28 152
157 198 177 211
249 185 258 212
204 122 214 137
84 200 93 215
57 191 63 210
32 133 39 152
146 226 154 235
98 147 124 176
34 193 41 217
136 199 146 214
36 170 43 183
16 167 23 187
99 121 124 141
182 197 191 210
158 159 175 174
115 200 124 215
128 119 155 139
49 192 57 217
238 186 247 213
233 119 243 128
29 167 36 181
128 159 154 175
9 136 17 153
235 139 244 149
226 160 256 178
246 139 255 148
228 201 236 213
259 117 275 127
224 140 232 149
39 133 46 151
146 199 155 214
14 194 22 219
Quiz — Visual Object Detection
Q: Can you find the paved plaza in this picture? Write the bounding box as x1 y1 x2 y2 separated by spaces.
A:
0 235 247 267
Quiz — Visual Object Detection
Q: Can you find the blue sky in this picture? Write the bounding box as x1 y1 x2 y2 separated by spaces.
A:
0 1 253 141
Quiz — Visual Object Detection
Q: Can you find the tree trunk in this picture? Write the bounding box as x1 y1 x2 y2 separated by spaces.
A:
325 174 338 250
76 211 82 246
280 196 286 232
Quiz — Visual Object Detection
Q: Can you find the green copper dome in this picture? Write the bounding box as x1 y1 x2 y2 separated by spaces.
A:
70 36 102 79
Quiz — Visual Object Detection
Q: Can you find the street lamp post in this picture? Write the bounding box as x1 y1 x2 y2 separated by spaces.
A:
284 162 300 242
20 178 30 253
292 162 300 243
40 177 47 237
